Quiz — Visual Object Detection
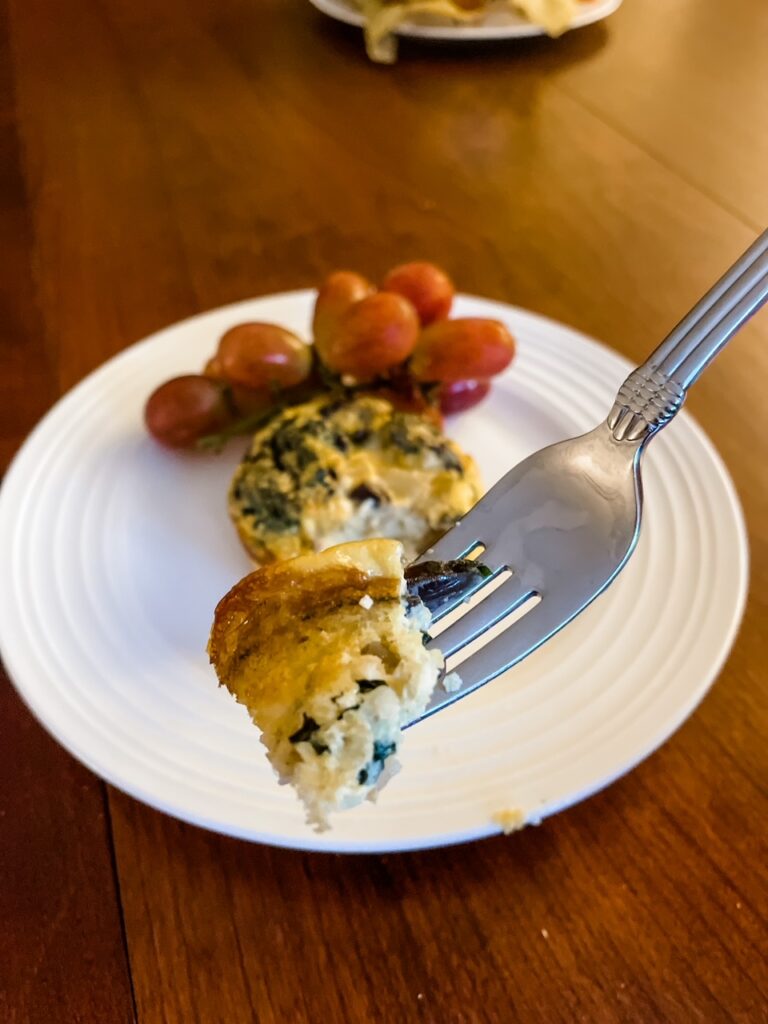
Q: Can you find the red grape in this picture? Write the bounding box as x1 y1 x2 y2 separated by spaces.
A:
317 292 420 380
228 384 275 417
381 261 454 325
203 355 226 379
438 379 491 414
409 319 515 382
313 271 375 353
217 323 311 391
144 375 232 449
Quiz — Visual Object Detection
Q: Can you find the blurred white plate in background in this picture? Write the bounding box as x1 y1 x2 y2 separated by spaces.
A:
308 0 622 42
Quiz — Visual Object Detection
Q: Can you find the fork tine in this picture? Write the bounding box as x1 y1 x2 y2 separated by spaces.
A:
426 574 536 658
421 519 482 564
416 596 576 722
455 595 573 688
420 485 515 568
415 511 509 623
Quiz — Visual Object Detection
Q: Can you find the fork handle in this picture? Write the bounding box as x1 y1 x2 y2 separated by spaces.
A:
608 230 768 442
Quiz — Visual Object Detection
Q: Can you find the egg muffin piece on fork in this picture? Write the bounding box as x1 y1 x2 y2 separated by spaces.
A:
208 539 444 828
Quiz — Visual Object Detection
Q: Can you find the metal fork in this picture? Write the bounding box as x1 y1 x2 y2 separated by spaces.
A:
412 230 768 722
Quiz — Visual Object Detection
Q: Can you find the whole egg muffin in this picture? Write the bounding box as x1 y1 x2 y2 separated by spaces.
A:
228 393 482 563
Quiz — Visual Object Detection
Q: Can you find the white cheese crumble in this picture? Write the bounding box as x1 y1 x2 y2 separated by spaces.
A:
358 594 374 610
442 671 462 693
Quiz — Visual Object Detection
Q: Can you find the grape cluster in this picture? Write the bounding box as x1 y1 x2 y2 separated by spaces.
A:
144 261 516 449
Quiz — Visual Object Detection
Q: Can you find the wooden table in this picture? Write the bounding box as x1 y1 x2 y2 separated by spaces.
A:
2 1 767 1020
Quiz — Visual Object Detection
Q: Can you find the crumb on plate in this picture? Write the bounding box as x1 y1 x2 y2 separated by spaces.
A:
492 807 526 834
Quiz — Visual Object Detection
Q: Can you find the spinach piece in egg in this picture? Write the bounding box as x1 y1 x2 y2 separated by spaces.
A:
237 483 300 533
387 416 422 455
358 739 397 786
357 679 386 693
269 421 319 474
288 714 329 755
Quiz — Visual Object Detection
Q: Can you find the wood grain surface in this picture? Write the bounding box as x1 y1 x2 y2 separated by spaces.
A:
1 0 767 1021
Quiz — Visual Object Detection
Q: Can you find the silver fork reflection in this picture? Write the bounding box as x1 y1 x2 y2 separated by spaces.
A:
410 230 767 723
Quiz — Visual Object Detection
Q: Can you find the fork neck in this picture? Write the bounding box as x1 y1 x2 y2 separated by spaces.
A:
606 366 685 443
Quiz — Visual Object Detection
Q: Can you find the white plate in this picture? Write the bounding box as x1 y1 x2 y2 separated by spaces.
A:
308 0 622 41
0 291 747 853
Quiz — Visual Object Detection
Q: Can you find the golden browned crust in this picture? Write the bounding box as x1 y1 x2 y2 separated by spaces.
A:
209 566 399 683
208 540 404 685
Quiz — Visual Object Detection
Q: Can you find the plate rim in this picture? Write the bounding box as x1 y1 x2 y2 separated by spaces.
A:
0 289 750 853
306 0 623 41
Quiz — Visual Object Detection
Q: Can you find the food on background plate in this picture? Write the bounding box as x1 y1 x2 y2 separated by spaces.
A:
351 0 585 63
143 260 516 453
229 393 481 563
208 539 442 828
